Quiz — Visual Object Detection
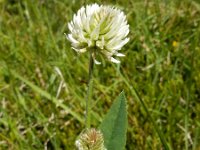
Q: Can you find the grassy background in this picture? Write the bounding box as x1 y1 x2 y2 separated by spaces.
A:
0 0 200 149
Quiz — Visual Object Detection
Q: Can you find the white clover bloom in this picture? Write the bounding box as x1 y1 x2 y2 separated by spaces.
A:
67 3 129 64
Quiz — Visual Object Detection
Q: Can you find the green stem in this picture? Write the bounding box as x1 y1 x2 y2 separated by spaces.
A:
118 72 170 150
132 87 170 150
185 89 189 150
86 50 94 128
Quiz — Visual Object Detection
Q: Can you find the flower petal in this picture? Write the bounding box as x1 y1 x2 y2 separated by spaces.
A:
115 53 125 57
110 57 120 63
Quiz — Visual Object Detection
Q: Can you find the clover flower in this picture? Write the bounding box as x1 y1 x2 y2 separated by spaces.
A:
75 128 106 150
67 3 129 64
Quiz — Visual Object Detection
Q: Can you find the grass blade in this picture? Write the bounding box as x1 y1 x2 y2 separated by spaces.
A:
10 70 84 123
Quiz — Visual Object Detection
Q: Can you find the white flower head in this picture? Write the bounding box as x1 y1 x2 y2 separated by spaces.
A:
67 3 129 64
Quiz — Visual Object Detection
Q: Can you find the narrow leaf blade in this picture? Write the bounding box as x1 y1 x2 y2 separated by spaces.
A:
99 91 127 150
10 70 84 123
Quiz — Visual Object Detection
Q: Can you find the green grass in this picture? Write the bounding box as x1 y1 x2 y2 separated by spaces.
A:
0 0 200 149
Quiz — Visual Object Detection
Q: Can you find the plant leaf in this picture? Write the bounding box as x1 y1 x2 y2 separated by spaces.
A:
99 91 127 150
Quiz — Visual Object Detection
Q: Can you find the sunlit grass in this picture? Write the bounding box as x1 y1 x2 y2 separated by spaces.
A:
0 0 200 149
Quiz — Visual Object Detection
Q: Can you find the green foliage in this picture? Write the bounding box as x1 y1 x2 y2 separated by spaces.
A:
11 70 84 123
0 0 200 149
99 91 127 150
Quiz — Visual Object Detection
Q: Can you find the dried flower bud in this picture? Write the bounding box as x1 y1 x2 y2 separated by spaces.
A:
75 128 106 150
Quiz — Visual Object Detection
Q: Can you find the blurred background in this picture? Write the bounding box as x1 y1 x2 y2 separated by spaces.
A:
0 0 200 149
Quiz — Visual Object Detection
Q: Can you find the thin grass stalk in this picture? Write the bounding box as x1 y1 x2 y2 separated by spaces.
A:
185 89 189 150
132 87 170 150
119 72 170 150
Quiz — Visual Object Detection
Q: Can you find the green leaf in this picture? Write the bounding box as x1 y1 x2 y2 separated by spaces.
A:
99 91 127 150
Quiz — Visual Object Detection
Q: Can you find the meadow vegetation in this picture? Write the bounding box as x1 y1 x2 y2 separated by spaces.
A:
0 0 200 149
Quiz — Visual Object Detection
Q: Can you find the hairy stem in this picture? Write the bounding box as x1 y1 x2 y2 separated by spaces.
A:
86 50 94 128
